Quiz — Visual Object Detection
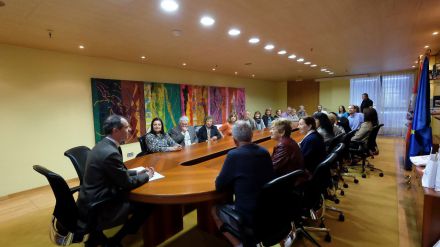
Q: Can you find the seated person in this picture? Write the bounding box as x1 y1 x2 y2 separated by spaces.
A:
314 105 328 115
338 116 352 133
338 105 349 118
77 115 155 246
327 112 345 136
351 108 378 145
242 110 256 130
298 117 326 173
262 108 274 127
270 118 304 177
273 109 282 120
145 117 182 153
347 105 364 130
211 121 275 246
168 116 198 146
197 115 222 142
253 111 266 130
297 105 308 118
313 112 335 143
219 113 237 136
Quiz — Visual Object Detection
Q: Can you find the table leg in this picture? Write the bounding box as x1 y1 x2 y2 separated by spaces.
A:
142 204 183 247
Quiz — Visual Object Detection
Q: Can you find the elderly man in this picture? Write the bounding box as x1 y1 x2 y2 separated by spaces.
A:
168 116 198 146
211 121 275 246
77 115 155 246
347 104 364 130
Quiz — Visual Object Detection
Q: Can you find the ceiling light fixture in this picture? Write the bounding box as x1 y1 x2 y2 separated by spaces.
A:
234 71 238 75
321 68 327 72
141 56 146 59
212 68 216 71
182 62 186 66
288 54 296 59
433 31 439 36
78 45 85 49
424 45 429 48
329 72 334 75
248 37 260 44
264 44 274 50
228 28 241 36
311 64 317 67
277 50 287 55
200 16 215 26
251 74 255 78
411 65 416 68
296 58 304 62
160 0 179 12
304 62 311 65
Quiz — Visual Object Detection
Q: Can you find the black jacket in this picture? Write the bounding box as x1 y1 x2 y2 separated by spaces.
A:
197 125 222 142
360 98 373 113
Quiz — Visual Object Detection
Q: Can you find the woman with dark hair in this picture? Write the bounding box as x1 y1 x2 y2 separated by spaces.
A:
145 117 182 153
351 108 378 143
219 113 237 137
338 117 352 133
313 112 334 143
197 115 222 142
254 111 266 130
270 118 304 177
273 109 282 120
298 117 326 173
338 105 349 118
262 108 274 127
328 112 345 136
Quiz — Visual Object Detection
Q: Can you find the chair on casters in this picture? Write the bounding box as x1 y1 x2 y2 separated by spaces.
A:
219 170 306 247
349 124 384 178
325 143 346 222
340 129 359 184
33 165 116 246
64 146 91 193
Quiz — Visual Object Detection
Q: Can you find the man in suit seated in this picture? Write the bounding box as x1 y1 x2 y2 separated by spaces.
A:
211 120 275 247
77 115 155 247
168 116 198 146
197 115 223 142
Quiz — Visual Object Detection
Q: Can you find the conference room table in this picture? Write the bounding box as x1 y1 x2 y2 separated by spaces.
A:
125 129 304 246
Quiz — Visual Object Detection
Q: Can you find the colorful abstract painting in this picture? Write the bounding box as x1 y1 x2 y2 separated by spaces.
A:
144 83 181 132
208 87 228 124
180 85 209 126
91 78 145 143
92 78 245 144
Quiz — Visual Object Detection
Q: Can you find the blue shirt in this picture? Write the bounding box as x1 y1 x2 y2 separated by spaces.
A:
348 113 364 130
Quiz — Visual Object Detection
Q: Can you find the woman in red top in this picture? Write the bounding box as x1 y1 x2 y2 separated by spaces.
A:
219 113 237 137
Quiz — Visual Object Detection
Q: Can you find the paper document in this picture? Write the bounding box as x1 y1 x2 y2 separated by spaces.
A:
149 172 165 182
409 155 430 166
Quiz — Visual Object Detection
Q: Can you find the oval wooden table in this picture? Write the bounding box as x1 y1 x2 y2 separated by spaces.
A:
125 130 304 246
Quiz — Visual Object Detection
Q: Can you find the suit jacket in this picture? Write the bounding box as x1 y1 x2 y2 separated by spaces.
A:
300 131 326 173
168 126 198 146
272 136 304 177
360 98 373 113
197 125 222 142
77 138 149 229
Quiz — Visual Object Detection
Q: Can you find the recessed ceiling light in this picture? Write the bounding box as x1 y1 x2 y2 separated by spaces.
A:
424 45 429 48
160 0 179 12
311 64 317 67
288 54 296 59
78 45 85 49
411 65 416 68
248 37 260 44
141 56 146 59
251 74 255 78
277 50 287 55
228 28 241 36
296 58 304 62
321 68 327 72
212 68 216 71
304 61 311 65
264 44 275 50
234 71 238 75
329 72 334 75
433 31 439 36
414 61 418 64
200 16 215 26
182 62 186 66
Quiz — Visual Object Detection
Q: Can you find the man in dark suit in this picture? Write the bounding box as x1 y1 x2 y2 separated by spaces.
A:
77 115 155 247
360 93 373 113
197 115 223 142
211 120 275 246
168 116 198 146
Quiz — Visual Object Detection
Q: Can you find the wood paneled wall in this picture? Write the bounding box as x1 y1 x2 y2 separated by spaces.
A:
287 80 319 113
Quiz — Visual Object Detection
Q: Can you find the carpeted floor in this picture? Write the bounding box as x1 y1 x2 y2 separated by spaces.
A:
0 137 400 247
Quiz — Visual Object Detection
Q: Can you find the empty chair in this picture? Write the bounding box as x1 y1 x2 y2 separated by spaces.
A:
64 146 91 192
219 170 306 247
33 165 115 246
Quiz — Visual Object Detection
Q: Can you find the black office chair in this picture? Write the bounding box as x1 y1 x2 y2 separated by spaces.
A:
325 143 346 221
326 133 344 155
219 170 306 247
349 124 384 178
301 153 338 243
137 134 151 157
340 129 359 184
33 165 115 246
64 146 91 193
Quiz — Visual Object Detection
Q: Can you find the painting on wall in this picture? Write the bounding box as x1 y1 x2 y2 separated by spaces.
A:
92 78 245 144
91 79 145 143
180 85 209 126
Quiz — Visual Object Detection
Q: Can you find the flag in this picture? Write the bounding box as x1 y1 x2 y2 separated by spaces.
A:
406 56 432 169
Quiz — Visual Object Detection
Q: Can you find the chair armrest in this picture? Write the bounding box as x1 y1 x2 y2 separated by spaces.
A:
70 185 80 194
219 206 244 226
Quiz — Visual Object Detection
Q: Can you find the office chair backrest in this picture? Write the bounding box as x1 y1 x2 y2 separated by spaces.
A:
64 146 90 184
138 134 148 153
33 165 79 232
367 124 384 153
254 170 306 246
327 133 344 154
331 143 345 156
342 129 357 144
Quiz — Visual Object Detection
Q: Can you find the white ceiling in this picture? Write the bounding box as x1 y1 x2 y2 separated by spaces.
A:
0 0 438 81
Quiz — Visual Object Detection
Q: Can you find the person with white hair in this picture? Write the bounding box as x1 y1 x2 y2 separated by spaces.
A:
211 121 274 247
168 115 198 146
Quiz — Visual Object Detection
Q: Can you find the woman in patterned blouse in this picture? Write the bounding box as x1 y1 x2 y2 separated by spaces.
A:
145 117 182 153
